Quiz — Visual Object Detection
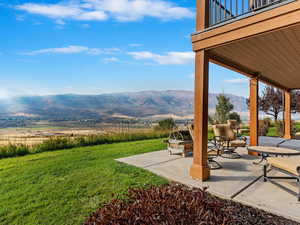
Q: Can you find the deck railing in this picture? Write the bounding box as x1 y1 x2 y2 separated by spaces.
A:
209 0 286 26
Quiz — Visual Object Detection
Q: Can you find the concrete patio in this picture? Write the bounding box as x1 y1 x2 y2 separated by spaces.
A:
117 148 300 223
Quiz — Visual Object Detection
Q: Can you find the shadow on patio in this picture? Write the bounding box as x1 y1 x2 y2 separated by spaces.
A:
117 142 300 223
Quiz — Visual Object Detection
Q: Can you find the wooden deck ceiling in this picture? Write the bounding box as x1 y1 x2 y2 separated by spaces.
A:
192 0 300 90
209 24 300 90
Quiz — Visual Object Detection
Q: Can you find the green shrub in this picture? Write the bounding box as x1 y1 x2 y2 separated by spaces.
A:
274 120 283 137
263 117 272 128
228 112 241 124
273 120 297 137
0 144 30 158
0 131 169 160
155 118 177 131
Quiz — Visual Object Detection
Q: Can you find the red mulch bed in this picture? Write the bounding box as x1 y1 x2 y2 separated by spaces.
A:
84 184 299 225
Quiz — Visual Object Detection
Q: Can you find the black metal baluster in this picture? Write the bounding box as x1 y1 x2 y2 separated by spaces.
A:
214 0 217 25
242 0 245 13
230 0 232 18
209 0 212 25
219 0 222 23
224 0 227 19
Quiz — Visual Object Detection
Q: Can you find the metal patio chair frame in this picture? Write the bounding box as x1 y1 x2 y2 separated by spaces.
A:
263 158 300 201
213 124 246 159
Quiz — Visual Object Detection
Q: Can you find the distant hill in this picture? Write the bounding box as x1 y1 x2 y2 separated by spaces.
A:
0 90 248 120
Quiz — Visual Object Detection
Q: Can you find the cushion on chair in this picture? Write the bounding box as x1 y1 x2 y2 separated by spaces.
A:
213 124 236 140
208 149 219 156
227 120 239 130
267 157 300 176
213 124 227 138
229 139 247 147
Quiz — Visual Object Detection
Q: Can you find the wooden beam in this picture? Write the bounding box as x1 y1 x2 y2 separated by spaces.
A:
249 78 259 155
258 75 291 92
192 2 300 51
190 50 210 181
209 53 290 91
284 90 292 139
209 53 256 78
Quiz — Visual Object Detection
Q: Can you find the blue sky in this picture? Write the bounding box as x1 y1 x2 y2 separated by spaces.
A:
0 0 250 98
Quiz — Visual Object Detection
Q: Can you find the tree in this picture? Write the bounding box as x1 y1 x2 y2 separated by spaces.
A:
208 115 215 125
228 112 241 124
157 118 177 130
215 94 234 124
291 90 300 113
259 86 283 121
246 86 300 121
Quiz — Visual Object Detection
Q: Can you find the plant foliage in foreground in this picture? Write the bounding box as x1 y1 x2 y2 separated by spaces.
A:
85 184 299 225
0 131 169 159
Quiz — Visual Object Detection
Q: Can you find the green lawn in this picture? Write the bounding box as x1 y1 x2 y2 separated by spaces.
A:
267 127 279 137
0 139 168 225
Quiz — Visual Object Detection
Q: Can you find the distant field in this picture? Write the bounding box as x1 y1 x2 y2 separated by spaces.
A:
0 123 154 146
0 126 64 131
1 119 297 147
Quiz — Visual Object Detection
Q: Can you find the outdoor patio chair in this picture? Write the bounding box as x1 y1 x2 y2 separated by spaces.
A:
227 120 240 135
188 125 222 169
213 124 247 159
264 157 300 201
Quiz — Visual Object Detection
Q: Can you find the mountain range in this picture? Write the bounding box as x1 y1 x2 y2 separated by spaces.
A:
0 90 248 120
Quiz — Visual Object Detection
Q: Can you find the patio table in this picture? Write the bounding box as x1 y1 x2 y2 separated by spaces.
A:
247 146 300 165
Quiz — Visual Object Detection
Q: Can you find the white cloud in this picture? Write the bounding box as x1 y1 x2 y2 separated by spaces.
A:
75 10 107 21
103 47 121 54
55 19 66 25
16 4 82 19
225 78 248 84
128 51 194 65
129 43 143 47
188 73 194 79
21 45 102 56
20 45 121 56
16 15 25 21
184 34 191 39
16 0 194 23
103 57 119 63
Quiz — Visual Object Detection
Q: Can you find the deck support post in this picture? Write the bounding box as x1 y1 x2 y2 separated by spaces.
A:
284 90 292 139
190 0 210 181
249 77 259 155
190 50 210 181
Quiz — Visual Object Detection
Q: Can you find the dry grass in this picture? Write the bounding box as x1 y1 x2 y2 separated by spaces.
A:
0 128 169 159
0 126 155 146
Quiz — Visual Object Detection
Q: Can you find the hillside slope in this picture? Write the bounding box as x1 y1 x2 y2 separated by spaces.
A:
0 90 248 120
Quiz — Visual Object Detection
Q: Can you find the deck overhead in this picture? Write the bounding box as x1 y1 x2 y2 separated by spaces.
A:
190 0 299 181
209 24 300 89
192 0 300 90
